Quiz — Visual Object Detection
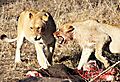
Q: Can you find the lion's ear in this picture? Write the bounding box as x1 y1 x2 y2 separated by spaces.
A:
67 25 74 33
29 13 33 19
42 13 49 21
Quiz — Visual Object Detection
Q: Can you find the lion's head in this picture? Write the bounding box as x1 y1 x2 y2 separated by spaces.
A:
53 23 74 44
22 10 56 43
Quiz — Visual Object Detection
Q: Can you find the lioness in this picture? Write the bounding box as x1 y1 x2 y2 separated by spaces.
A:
54 20 120 70
1 10 56 69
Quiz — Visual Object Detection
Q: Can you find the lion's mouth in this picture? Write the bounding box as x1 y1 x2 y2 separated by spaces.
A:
57 36 64 44
35 35 41 41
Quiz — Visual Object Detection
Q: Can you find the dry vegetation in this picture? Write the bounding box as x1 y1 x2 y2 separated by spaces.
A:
0 0 120 82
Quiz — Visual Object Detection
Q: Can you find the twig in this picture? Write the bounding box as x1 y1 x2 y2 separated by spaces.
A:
89 61 120 82
54 0 63 19
41 68 51 77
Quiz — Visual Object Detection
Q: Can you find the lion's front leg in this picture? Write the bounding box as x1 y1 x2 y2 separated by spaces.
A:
95 42 110 68
77 47 94 70
95 34 110 68
44 42 55 65
35 43 50 69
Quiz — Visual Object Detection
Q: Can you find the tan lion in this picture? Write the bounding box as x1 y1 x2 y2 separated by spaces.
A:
1 10 56 69
53 20 120 70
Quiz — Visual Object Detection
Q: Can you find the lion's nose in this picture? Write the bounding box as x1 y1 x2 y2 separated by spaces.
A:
34 35 41 40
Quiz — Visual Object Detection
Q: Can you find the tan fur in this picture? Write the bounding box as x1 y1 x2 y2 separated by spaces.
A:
54 20 120 70
1 10 56 69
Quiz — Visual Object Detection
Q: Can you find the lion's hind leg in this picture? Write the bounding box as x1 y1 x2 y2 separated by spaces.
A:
15 34 24 64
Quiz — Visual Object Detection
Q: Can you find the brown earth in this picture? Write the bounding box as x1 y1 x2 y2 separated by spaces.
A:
0 0 120 82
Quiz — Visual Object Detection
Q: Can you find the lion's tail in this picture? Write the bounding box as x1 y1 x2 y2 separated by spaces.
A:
0 34 17 42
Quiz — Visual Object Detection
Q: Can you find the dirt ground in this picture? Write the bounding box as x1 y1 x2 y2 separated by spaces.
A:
0 0 120 82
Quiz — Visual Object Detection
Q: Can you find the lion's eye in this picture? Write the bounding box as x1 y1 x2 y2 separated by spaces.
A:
37 27 40 29
44 13 48 17
30 27 33 29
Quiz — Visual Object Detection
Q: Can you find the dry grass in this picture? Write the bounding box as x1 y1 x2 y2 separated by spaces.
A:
0 0 120 81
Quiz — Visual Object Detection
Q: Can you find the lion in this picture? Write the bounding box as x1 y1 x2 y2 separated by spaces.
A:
53 20 120 70
0 10 56 69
